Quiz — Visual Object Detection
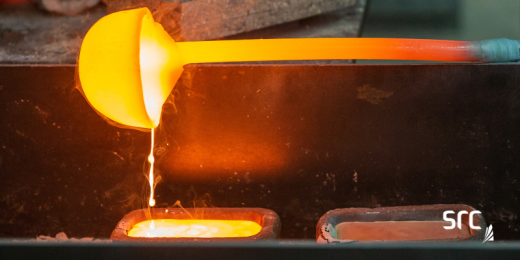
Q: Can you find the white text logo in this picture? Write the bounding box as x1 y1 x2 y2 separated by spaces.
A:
443 210 481 230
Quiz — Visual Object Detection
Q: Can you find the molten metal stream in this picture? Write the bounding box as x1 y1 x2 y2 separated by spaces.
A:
148 129 155 207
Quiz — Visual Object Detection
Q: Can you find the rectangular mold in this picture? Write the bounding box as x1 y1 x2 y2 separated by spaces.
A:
316 204 486 243
111 208 280 242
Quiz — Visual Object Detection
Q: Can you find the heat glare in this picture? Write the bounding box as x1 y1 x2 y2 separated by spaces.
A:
128 219 262 238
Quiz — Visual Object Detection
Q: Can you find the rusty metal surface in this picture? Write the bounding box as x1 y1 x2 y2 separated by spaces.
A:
1 64 520 240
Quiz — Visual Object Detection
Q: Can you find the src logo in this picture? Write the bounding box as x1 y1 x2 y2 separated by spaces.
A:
443 210 481 230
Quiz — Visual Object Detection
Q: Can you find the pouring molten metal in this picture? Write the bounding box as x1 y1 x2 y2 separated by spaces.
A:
79 8 519 209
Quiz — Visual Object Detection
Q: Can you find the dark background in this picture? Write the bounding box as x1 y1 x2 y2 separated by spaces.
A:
0 64 519 239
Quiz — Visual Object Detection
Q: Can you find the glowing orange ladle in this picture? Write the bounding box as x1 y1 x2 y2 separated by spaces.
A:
79 8 520 129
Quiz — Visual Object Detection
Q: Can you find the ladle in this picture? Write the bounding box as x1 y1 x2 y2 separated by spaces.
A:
79 8 520 129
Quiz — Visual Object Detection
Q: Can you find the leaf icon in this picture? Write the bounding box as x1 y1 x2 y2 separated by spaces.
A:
483 225 494 243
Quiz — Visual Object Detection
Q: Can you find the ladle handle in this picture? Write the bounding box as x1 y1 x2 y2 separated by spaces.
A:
177 38 520 64
176 38 474 64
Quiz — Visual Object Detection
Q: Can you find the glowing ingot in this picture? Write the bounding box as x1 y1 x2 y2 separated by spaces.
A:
128 219 262 238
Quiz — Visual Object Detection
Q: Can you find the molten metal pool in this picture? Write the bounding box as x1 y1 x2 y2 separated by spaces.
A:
128 219 261 238
111 208 280 241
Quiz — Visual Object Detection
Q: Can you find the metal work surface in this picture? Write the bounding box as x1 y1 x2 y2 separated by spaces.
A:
1 241 520 260
0 4 105 64
1 64 520 240
0 1 365 64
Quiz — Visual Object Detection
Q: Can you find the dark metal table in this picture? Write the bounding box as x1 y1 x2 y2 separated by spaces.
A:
2 240 520 260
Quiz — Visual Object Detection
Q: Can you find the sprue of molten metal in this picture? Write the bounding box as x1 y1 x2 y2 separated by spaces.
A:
148 129 156 207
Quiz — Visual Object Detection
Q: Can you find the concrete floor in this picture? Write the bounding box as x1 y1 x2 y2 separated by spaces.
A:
359 0 520 63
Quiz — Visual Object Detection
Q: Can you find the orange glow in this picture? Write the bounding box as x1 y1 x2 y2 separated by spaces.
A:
128 219 262 238
139 13 182 127
79 8 181 129
79 8 153 129
79 7 475 129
